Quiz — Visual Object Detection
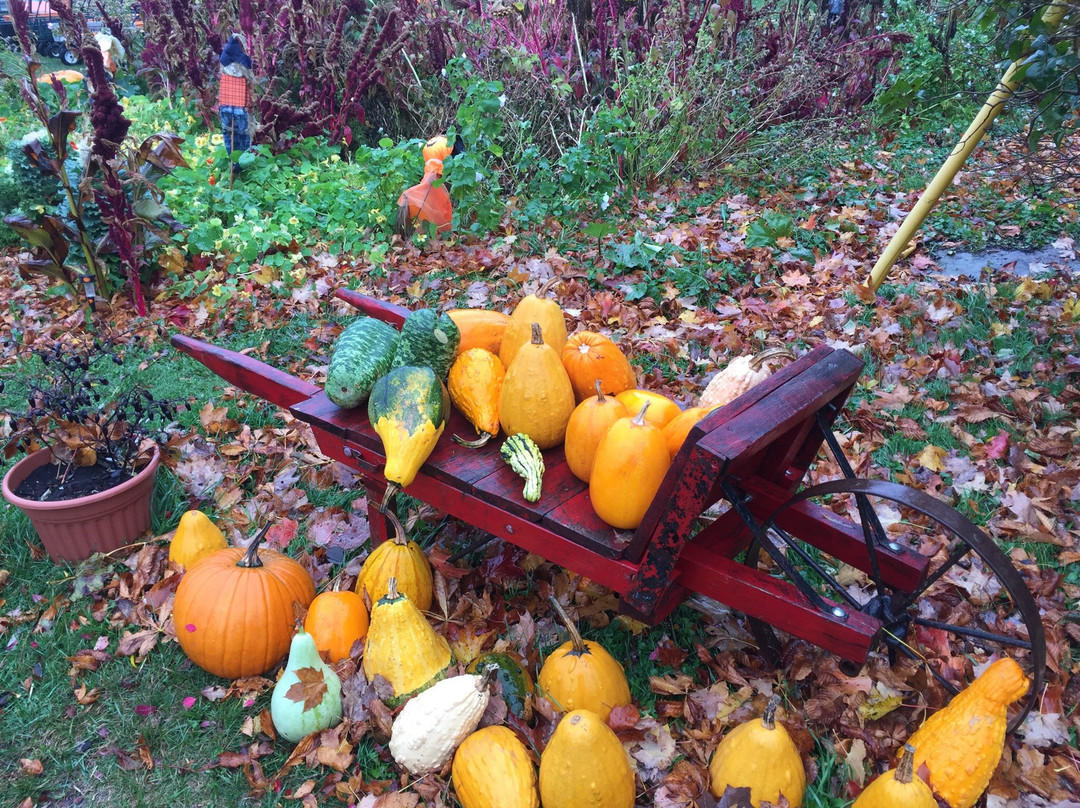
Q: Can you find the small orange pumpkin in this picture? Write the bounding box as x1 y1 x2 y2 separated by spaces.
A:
662 406 716 460
173 524 316 679
562 331 636 403
614 389 682 429
564 380 629 483
589 403 671 529
304 586 369 663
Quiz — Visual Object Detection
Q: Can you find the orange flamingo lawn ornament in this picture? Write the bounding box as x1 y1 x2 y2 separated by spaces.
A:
394 136 459 238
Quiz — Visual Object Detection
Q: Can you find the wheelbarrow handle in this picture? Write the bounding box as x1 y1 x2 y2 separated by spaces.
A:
171 334 320 409
334 288 409 328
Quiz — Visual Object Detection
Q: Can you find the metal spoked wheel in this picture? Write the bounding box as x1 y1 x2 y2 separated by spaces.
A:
742 478 1046 734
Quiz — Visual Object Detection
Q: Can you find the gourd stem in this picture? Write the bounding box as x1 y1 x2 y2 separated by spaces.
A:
386 576 399 601
530 322 544 345
594 379 606 402
379 505 410 547
453 432 493 448
633 401 651 426
762 693 781 730
749 347 796 372
236 523 272 568
381 482 401 511
896 743 916 785
536 277 560 299
479 663 499 690
549 595 587 654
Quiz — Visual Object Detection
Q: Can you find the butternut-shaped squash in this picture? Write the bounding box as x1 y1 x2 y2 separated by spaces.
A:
562 331 636 402
614 389 682 429
564 380 630 483
499 323 576 450
904 657 1030 808
539 710 635 808
537 596 631 721
449 347 505 448
499 278 567 368
447 309 511 357
708 694 806 807
589 403 671 530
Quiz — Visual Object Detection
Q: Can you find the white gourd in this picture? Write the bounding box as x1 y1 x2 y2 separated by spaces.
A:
389 670 493 775
698 348 794 410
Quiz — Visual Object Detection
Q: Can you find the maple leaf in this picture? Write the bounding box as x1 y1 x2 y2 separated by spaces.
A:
286 667 328 710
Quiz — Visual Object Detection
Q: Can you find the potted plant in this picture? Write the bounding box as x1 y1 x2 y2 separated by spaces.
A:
1 338 176 562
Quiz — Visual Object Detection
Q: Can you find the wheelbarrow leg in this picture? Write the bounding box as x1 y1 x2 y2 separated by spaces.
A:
364 481 392 546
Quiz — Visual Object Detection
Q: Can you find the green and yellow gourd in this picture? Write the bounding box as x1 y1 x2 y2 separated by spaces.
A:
501 434 545 502
325 317 400 408
270 626 344 742
368 365 450 493
391 308 461 379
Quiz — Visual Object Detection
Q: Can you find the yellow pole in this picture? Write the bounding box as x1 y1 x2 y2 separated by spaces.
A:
866 2 1070 292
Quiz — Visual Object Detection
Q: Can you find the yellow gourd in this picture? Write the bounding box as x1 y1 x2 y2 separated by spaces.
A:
539 710 635 808
904 657 1030 808
708 694 806 807
662 405 717 460
449 347 505 448
356 507 434 612
499 323 576 450
452 725 539 808
499 278 568 368
853 745 936 808
564 380 630 483
614 389 682 429
589 403 671 530
362 577 451 700
168 509 227 569
537 596 631 721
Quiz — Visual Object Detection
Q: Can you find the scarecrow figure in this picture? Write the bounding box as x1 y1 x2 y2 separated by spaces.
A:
218 33 254 176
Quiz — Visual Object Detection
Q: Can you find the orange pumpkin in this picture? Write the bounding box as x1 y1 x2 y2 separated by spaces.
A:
564 380 630 483
589 403 671 529
304 587 369 663
662 406 715 460
614 389 682 429
173 525 316 679
562 331 636 402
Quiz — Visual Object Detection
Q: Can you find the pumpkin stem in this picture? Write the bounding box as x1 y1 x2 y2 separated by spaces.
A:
236 523 272 568
536 276 560 299
762 693 781 730
378 504 410 547
594 379 606 402
632 401 651 426
453 432 493 449
896 744 916 784
529 322 544 345
549 595 588 655
748 347 796 372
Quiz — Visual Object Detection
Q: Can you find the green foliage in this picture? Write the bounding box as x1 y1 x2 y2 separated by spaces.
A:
746 210 795 248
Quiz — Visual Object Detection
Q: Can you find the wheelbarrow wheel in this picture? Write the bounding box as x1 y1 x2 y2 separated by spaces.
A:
742 478 1045 735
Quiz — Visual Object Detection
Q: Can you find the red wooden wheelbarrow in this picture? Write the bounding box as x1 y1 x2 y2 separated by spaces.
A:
172 288 1046 732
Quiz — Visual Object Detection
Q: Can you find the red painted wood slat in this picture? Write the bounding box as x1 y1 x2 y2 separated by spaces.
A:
171 335 321 409
334 288 410 327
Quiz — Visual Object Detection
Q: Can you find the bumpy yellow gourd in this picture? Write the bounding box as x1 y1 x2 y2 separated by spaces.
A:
537 597 631 721
355 507 434 612
904 657 1030 808
708 695 806 807
853 745 936 808
499 322 576 450
168 509 227 569
362 578 451 700
539 710 635 808
452 725 539 808
449 347 505 448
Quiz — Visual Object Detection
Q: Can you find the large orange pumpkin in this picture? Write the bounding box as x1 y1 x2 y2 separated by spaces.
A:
173 525 316 679
564 380 629 483
562 331 636 403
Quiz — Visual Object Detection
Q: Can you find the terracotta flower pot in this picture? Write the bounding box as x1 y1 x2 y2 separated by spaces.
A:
2 445 161 562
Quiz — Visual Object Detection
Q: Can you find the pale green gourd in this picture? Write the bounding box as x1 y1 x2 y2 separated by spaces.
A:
270 627 344 742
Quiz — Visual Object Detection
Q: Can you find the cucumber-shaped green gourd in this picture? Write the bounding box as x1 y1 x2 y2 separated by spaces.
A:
326 317 400 408
391 308 461 379
500 433 545 503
